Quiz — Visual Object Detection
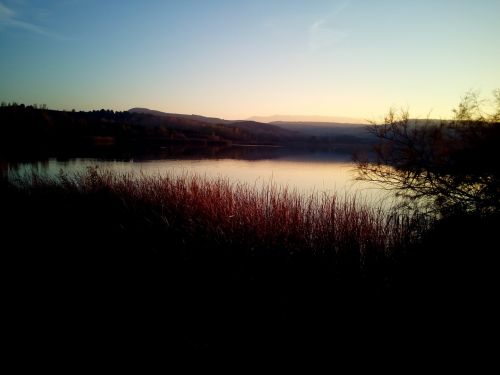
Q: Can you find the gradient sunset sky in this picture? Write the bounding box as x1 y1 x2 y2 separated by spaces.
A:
1 0 499 120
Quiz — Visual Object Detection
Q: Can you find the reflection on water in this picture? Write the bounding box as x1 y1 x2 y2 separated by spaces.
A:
4 146 388 204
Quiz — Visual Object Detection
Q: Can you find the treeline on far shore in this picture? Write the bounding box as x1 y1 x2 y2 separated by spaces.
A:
0 103 374 158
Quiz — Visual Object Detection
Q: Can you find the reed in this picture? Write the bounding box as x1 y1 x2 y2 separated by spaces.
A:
10 168 483 351
7 166 430 262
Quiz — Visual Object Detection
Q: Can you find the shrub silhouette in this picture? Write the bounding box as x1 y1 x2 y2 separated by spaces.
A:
355 90 500 216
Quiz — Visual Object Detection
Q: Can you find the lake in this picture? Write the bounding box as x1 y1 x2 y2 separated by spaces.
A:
2 146 389 204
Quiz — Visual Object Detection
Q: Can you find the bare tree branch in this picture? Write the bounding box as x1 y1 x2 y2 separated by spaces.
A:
356 90 500 215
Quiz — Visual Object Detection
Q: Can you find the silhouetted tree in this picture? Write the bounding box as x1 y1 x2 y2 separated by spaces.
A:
356 90 500 216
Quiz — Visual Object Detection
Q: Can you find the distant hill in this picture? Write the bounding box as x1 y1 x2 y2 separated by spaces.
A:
0 104 302 157
128 107 299 142
246 115 374 143
129 108 373 141
131 109 369 126
129 107 234 125
268 121 373 143
269 118 450 141
248 114 370 124
0 103 378 158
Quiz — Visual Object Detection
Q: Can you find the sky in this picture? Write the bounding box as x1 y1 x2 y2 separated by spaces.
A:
1 0 499 121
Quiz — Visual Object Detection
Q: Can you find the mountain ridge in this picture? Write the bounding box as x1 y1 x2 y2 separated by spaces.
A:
248 114 370 124
128 107 379 142
129 107 234 125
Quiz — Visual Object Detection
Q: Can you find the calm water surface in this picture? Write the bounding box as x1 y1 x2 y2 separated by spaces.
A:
4 147 389 204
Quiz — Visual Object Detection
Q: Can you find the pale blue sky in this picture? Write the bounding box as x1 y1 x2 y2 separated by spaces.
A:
1 0 499 120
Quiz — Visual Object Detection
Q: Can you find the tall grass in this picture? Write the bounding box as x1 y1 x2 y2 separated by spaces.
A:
8 166 430 262
4 166 497 354
8 167 470 352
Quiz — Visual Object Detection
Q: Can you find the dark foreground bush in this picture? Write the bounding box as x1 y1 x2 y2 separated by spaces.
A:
1 169 496 356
